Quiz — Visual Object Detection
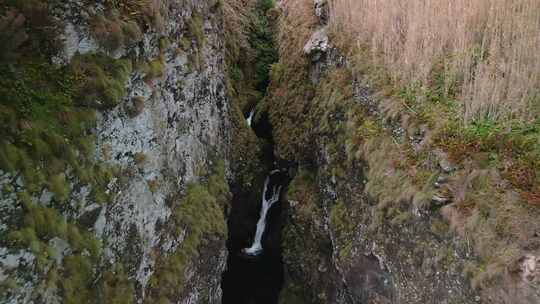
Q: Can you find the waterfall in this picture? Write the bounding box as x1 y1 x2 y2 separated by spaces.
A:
246 109 255 127
243 175 282 255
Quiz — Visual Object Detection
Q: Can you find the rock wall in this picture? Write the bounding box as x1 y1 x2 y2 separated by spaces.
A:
0 0 241 303
272 1 540 303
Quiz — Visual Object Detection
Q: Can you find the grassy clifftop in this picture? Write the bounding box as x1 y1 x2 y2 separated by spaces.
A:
269 0 540 301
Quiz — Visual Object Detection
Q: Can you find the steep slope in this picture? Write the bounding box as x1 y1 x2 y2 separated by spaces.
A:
0 0 256 303
267 1 540 303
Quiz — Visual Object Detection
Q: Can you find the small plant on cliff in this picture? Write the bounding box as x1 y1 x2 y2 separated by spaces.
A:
329 200 356 260
126 96 146 117
187 11 205 48
90 11 142 52
71 53 132 109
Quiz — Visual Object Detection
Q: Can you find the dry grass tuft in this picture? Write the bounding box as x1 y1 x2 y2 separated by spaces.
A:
329 0 540 122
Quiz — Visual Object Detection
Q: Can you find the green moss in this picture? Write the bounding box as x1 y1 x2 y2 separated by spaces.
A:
61 254 94 303
71 54 132 109
98 264 134 304
281 167 335 304
146 162 229 301
179 36 192 50
0 142 21 172
329 200 356 260
0 4 142 303
187 11 205 48
143 58 165 80
2 183 14 194
158 37 170 51
49 173 69 202
23 204 67 239
77 135 96 159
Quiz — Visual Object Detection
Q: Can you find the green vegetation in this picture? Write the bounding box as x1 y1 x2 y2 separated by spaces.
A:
329 200 356 260
71 53 133 109
146 162 229 302
90 11 142 52
136 57 165 80
0 57 119 198
0 3 136 301
98 264 135 304
265 0 540 297
6 195 132 303
224 0 277 109
0 9 28 63
103 0 167 32
282 168 333 304
222 0 278 187
187 11 205 48
262 0 319 161
250 0 278 92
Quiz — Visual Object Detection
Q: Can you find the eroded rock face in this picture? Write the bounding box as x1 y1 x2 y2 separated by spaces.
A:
279 1 540 304
1 1 233 303
280 1 479 303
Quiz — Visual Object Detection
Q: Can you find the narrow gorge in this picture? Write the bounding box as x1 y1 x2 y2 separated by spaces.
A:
1 0 539 304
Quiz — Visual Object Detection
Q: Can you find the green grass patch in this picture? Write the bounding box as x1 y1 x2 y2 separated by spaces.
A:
146 161 229 302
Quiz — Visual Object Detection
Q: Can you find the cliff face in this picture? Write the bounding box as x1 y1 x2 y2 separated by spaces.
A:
271 1 540 303
2 0 539 303
0 1 238 303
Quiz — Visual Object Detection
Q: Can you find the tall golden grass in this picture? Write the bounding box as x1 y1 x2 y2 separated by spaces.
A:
329 0 540 122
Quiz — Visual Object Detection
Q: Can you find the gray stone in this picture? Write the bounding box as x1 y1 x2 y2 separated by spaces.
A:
304 27 330 60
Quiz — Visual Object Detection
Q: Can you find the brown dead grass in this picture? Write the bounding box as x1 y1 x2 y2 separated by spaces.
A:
329 0 540 122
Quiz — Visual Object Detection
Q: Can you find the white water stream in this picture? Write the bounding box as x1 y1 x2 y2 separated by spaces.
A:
243 175 282 255
246 109 255 127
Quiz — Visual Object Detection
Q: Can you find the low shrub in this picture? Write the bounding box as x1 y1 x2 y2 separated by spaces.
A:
71 53 132 109
90 11 142 52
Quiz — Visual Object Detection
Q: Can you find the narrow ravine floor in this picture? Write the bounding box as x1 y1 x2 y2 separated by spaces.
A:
221 110 291 303
220 0 283 299
221 171 288 304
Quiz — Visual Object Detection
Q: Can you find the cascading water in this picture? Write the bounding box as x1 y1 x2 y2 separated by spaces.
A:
243 174 282 256
222 109 290 303
221 165 288 304
222 0 283 297
246 109 255 127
